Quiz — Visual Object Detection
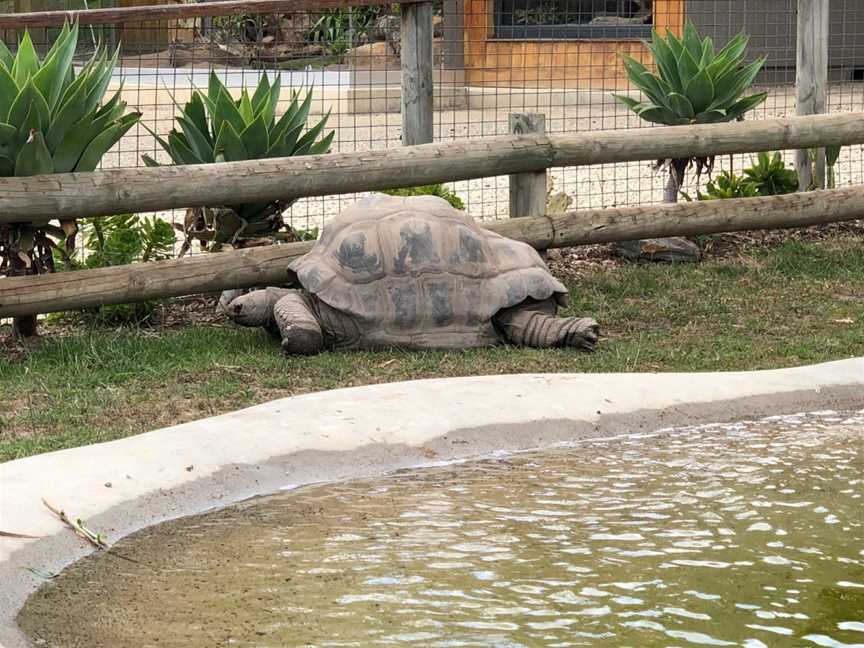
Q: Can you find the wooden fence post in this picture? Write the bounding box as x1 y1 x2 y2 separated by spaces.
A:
509 113 547 219
400 1 434 146
796 0 829 190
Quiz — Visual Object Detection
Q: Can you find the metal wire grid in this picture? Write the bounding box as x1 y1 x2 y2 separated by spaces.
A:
2 0 863 240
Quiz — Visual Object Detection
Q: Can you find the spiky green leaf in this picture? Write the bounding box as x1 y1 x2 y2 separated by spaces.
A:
710 57 766 110
11 31 39 88
167 130 203 165
214 121 247 162
176 115 214 163
677 47 701 87
238 90 254 125
0 38 13 71
725 92 768 120
293 109 332 155
32 21 78 110
14 130 54 176
74 111 140 172
0 122 16 160
684 68 714 114
0 154 13 176
183 92 211 145
682 22 703 61
693 109 728 124
45 78 91 153
666 92 695 119
250 73 271 113
0 65 17 121
636 105 689 126
213 88 246 143
239 113 269 159
306 129 334 155
7 80 50 134
647 32 683 93
699 36 715 68
613 94 642 112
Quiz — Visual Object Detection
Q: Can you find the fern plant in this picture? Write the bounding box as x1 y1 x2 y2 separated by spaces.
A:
143 72 334 255
53 214 175 324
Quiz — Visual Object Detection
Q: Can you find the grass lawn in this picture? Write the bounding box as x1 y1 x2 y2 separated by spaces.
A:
1 237 863 462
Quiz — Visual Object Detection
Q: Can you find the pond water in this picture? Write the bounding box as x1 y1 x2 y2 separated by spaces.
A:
19 411 864 648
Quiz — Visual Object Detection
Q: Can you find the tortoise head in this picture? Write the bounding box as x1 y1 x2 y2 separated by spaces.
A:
223 289 277 328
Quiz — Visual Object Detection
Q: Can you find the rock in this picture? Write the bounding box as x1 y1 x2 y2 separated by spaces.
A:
348 41 400 70
612 237 701 263
368 14 401 55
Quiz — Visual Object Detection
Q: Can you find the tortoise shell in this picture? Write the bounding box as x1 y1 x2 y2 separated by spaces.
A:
289 193 568 348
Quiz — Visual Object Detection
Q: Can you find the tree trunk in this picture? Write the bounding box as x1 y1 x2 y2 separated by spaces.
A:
613 158 700 263
664 158 689 203
9 252 38 337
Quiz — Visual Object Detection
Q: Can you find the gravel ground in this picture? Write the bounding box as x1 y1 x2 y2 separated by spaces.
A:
100 81 864 241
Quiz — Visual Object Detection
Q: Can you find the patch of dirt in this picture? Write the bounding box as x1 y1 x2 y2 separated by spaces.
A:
546 222 864 280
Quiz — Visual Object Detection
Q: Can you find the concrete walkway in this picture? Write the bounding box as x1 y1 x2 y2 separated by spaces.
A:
1 358 863 647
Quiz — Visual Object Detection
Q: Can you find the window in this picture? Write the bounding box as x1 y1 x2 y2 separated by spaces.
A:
494 0 653 39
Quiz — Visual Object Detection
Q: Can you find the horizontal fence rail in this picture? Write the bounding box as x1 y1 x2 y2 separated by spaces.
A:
0 0 426 28
2 184 864 318
1 113 863 225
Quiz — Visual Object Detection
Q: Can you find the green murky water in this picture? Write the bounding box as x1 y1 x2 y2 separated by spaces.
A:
19 411 864 648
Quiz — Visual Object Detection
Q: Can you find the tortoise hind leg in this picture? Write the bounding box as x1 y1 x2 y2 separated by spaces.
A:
495 301 599 351
274 291 324 355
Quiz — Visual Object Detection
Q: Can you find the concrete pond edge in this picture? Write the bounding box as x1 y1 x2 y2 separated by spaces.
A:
2 358 864 647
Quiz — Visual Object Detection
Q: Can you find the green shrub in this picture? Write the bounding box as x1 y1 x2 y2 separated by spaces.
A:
743 152 798 195
383 184 465 210
53 215 175 324
695 170 759 200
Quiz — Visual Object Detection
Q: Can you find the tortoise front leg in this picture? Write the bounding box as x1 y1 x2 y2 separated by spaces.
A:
495 301 599 351
273 291 324 355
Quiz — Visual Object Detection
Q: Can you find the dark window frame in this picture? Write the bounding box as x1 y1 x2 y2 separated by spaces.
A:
492 0 653 40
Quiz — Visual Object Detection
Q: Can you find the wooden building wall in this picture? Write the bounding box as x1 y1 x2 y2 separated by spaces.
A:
463 0 684 89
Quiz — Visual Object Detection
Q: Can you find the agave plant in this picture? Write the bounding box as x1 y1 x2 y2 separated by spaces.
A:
143 72 334 254
0 22 142 336
614 23 768 202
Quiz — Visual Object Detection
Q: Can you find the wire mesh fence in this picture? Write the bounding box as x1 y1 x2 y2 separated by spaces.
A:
1 0 863 243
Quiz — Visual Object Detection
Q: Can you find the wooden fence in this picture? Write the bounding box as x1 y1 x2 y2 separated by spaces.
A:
1 112 864 318
1 113 862 224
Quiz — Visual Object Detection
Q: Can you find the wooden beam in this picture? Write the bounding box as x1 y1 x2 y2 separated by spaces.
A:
509 113 547 219
401 1 434 146
3 184 864 318
1 113 863 225
0 0 429 29
795 0 830 190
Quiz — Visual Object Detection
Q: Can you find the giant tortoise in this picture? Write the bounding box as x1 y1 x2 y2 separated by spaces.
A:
224 193 599 354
